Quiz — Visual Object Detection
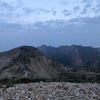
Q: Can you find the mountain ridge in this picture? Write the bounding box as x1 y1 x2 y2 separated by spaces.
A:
0 46 62 80
0 45 100 83
38 45 100 72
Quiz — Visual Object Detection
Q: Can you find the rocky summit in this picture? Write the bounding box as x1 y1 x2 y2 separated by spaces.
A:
0 82 100 100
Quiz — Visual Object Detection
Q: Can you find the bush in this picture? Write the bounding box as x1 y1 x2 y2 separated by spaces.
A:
12 78 46 84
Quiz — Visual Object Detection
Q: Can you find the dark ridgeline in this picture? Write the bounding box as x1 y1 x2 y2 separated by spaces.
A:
38 45 100 72
0 45 100 83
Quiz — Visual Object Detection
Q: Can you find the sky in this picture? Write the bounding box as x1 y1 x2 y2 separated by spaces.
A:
0 0 100 51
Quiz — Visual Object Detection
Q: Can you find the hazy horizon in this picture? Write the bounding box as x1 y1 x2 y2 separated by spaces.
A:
0 0 100 51
0 44 100 52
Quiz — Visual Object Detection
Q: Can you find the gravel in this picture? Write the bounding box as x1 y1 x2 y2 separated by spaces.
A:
0 82 100 100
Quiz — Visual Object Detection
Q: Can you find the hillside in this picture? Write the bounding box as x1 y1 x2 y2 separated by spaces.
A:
97 48 100 52
38 45 100 72
0 45 99 83
0 46 61 80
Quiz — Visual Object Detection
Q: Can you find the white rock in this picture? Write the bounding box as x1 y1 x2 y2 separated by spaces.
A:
0 82 100 100
0 97 4 100
47 94 53 98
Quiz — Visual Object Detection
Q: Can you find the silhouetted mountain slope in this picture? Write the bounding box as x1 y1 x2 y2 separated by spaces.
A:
38 45 100 72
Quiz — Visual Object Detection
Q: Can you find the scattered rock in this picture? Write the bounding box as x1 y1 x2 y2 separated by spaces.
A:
0 82 100 100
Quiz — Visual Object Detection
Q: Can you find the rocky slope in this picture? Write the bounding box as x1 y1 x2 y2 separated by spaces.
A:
0 45 99 83
0 46 61 80
38 45 100 72
0 82 100 100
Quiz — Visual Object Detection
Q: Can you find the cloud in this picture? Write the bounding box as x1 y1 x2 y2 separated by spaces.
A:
95 8 100 13
0 1 14 11
23 7 56 16
85 3 91 9
0 15 100 51
0 22 26 35
81 8 87 14
52 10 56 15
0 0 56 24
82 0 92 4
0 0 99 25
34 9 50 14
30 17 100 47
73 6 80 12
93 3 100 13
83 16 100 24
63 9 72 16
81 4 91 14
60 0 68 5
68 16 100 25
0 0 24 23
81 0 92 14
23 7 34 14
96 3 100 7
34 9 56 15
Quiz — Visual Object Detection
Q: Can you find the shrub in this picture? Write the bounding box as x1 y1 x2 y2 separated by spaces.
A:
12 78 46 84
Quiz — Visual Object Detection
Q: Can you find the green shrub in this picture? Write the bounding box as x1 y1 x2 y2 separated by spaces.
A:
12 78 46 84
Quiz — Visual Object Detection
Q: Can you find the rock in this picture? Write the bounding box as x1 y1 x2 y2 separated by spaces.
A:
0 82 100 100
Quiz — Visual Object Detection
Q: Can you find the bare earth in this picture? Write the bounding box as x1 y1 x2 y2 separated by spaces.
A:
0 82 100 100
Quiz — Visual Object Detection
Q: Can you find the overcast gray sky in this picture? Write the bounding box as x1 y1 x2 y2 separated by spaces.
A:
0 0 100 51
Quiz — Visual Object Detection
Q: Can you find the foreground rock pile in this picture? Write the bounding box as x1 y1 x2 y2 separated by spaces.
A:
0 82 100 100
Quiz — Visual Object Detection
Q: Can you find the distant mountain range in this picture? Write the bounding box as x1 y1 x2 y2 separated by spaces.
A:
38 45 100 72
97 48 100 52
0 45 100 83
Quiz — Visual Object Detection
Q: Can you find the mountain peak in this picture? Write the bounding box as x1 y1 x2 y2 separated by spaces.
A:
0 46 60 80
38 45 100 71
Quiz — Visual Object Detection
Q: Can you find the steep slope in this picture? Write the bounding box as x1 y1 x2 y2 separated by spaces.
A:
38 45 100 72
0 45 99 83
97 48 100 52
0 46 61 80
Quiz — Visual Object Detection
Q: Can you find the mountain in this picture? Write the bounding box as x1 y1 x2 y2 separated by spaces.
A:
38 45 100 72
97 48 100 52
0 45 99 83
0 46 63 81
